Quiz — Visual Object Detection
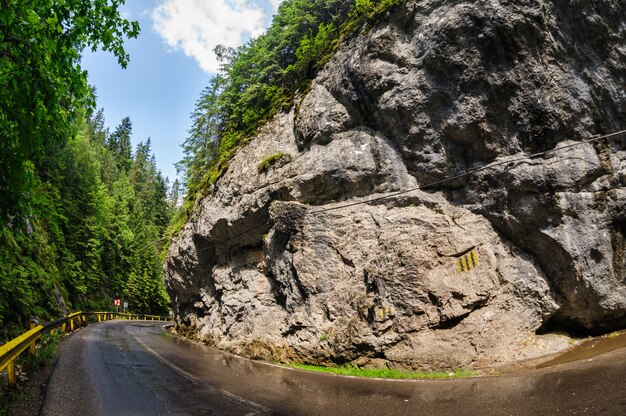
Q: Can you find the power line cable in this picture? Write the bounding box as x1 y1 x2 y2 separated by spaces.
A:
311 129 626 214
195 128 625 250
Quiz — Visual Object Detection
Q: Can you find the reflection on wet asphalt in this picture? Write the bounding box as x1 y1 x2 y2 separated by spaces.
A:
537 331 626 368
42 321 626 415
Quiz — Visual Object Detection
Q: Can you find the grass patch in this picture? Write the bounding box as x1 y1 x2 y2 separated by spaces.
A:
289 363 475 379
258 152 292 174
608 331 621 338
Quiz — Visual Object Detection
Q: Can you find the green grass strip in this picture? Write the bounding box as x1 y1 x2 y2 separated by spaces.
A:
289 363 475 379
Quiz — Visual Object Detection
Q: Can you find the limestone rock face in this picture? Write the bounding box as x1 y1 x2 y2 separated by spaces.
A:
165 0 626 369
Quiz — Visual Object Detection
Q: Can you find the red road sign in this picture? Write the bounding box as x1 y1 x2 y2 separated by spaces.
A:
114 299 120 306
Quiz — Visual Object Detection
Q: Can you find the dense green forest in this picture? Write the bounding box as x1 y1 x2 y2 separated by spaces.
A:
0 0 170 336
173 0 402 232
0 112 172 327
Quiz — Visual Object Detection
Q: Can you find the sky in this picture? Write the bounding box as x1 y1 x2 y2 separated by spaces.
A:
81 0 283 183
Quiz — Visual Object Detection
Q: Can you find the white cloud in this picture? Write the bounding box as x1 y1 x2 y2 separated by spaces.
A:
152 0 268 73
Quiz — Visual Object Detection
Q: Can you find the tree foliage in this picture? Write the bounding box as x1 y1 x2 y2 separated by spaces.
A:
0 1 173 333
0 0 139 226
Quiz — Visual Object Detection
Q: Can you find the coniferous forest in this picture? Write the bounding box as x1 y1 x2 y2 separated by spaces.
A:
0 1 171 336
0 110 173 331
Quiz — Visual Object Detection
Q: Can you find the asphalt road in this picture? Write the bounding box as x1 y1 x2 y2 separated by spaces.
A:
41 320 626 416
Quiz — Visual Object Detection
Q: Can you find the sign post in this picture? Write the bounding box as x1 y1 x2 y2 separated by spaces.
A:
114 298 120 313
123 301 128 313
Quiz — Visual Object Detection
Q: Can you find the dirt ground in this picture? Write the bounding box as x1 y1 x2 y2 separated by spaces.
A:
1 348 59 416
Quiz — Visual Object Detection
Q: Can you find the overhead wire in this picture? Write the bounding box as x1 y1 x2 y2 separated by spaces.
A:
195 128 626 250
311 129 626 214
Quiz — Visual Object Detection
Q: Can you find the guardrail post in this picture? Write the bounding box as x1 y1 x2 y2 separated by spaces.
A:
7 361 16 388
61 323 66 332
70 319 75 332
29 323 37 355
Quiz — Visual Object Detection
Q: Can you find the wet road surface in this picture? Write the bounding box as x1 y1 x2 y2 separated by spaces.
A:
41 320 626 415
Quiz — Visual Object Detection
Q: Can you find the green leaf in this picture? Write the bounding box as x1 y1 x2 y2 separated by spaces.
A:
27 9 40 25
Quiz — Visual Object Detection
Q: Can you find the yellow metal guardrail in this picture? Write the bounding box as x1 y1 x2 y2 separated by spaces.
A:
0 311 171 388
94 312 169 322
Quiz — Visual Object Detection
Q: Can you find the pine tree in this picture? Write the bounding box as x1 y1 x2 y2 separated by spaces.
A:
107 117 133 173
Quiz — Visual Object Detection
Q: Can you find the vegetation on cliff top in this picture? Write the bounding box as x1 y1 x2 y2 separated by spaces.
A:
171 0 403 236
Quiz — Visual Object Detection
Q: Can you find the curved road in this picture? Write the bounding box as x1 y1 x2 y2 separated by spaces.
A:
41 320 626 415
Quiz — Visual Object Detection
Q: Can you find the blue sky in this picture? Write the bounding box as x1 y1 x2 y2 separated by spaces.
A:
81 0 282 183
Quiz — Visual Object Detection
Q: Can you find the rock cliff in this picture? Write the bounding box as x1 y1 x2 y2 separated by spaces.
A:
165 0 626 370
